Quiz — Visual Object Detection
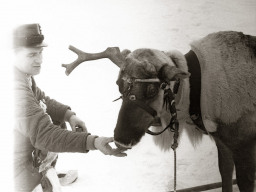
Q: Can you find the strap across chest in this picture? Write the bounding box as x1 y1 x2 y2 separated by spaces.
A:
185 50 208 135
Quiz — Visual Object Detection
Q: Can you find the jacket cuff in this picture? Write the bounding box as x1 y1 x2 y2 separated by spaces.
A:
64 110 76 122
85 135 99 150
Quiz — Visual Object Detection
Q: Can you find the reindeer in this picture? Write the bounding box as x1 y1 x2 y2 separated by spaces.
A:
62 31 256 192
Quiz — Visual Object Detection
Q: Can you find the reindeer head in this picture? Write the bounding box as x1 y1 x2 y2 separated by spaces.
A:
62 46 190 149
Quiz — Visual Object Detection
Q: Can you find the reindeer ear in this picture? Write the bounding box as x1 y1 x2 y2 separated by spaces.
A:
158 65 190 82
121 49 131 58
165 50 187 69
158 50 190 82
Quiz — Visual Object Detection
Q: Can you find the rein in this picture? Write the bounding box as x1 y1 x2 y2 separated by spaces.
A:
146 80 179 192
146 81 179 137
132 78 180 191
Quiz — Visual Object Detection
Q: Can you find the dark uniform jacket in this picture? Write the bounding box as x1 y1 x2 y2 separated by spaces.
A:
13 68 90 191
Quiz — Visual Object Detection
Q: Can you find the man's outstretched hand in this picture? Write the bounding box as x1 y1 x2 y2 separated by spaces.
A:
94 137 127 157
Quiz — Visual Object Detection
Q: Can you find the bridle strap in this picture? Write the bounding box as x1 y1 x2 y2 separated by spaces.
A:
119 78 160 118
125 99 157 117
116 77 180 137
134 78 160 83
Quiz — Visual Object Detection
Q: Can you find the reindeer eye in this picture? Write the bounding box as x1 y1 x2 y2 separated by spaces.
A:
146 84 158 98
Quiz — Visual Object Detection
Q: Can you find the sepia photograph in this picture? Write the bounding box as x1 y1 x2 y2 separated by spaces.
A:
0 0 255 191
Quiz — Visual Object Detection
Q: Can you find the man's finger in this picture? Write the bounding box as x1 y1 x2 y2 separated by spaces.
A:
104 137 114 143
79 125 87 133
113 149 127 157
113 152 127 157
111 148 127 157
75 127 83 132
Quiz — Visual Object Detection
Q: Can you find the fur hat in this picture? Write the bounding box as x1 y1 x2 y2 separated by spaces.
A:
13 23 47 48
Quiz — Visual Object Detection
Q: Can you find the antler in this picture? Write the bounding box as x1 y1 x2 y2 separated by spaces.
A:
62 45 126 76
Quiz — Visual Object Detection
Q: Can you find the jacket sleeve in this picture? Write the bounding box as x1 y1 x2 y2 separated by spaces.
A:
15 80 90 153
34 86 70 124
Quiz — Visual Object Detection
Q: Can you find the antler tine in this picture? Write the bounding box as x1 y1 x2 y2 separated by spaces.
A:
61 45 86 76
62 45 126 76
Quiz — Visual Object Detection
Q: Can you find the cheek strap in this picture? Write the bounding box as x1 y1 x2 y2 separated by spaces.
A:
124 98 157 118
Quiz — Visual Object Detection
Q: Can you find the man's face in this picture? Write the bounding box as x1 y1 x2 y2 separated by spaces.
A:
14 47 43 76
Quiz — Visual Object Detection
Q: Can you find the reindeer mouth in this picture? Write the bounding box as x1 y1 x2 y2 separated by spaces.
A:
114 140 133 150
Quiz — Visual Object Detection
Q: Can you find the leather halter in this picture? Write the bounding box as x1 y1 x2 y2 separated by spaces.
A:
115 77 180 136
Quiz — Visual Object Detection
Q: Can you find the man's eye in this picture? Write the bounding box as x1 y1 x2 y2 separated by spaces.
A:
27 54 35 58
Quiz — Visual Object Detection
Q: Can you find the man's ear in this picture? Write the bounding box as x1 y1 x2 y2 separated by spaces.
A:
158 64 190 82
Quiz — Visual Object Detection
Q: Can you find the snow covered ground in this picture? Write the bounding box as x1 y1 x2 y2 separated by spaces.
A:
1 0 256 191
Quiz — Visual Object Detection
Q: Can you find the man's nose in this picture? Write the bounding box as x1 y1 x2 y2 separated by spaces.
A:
35 55 42 64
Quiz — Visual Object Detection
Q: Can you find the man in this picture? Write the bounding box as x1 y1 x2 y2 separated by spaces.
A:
13 23 126 192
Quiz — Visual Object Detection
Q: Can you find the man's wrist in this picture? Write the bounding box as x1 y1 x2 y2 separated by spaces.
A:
64 110 76 122
86 135 99 150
